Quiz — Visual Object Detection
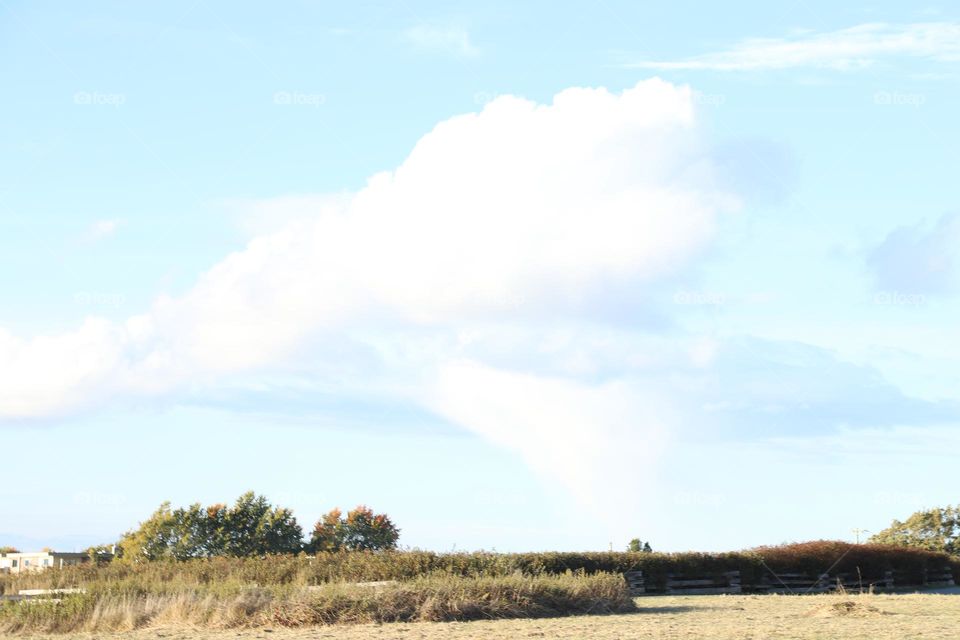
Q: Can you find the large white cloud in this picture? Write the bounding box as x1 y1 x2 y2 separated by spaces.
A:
6 76 953 544
0 78 736 420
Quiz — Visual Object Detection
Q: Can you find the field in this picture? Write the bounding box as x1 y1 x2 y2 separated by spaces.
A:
11 593 960 640
3 547 958 637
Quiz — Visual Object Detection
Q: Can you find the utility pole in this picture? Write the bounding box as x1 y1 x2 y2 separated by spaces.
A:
852 528 870 544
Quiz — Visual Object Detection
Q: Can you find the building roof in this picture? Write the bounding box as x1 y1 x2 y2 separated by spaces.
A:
1 551 88 558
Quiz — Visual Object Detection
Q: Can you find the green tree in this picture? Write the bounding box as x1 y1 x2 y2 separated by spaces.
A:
627 538 653 553
118 502 212 560
870 505 959 555
118 492 303 561
0 546 19 555
219 492 303 557
117 502 182 561
310 506 399 552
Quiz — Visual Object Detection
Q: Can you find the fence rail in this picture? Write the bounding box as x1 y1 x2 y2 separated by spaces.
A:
0 588 86 603
624 567 955 596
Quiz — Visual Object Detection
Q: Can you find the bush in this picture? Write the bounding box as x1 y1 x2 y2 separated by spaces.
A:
272 573 634 625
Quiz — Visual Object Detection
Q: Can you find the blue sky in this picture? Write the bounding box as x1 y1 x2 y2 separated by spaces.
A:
2 1 960 553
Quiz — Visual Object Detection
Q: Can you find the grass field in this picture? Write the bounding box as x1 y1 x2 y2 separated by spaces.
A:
3 550 958 637
11 593 960 640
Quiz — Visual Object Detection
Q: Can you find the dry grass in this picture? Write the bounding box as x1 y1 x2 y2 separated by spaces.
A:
5 544 954 598
0 573 634 634
12 593 960 640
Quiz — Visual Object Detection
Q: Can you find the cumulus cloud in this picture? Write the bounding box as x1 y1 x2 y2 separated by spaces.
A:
867 212 960 294
402 25 479 57
0 319 124 418
5 74 947 534
627 22 960 71
0 79 735 420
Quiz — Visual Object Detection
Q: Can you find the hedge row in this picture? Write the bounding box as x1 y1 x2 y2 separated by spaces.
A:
2 541 957 596
754 540 959 586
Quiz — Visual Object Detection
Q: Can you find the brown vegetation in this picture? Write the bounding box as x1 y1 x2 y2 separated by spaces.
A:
11 594 960 640
3 541 955 599
3 541 957 635
0 573 633 634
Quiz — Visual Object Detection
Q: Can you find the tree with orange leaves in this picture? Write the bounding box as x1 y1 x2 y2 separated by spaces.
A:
309 505 399 552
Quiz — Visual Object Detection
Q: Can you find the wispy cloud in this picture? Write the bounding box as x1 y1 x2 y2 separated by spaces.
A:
402 24 479 58
868 212 960 294
82 218 123 242
627 22 960 71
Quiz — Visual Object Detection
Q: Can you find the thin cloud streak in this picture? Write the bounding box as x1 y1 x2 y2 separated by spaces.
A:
627 22 960 71
402 24 479 58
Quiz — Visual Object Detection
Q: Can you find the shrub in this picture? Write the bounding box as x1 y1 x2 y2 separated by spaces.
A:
272 573 633 625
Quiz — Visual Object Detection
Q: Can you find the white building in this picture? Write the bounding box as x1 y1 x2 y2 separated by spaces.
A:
0 551 89 574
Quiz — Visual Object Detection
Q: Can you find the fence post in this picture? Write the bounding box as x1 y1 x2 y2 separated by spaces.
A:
623 570 646 596
725 570 742 594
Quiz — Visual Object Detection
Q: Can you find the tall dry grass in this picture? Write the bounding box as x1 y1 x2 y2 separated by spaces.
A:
5 544 953 597
0 573 634 634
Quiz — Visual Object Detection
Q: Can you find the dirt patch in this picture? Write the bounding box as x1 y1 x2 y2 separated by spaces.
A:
806 600 889 618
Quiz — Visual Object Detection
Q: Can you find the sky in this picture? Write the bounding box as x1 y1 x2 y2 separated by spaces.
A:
2 1 959 554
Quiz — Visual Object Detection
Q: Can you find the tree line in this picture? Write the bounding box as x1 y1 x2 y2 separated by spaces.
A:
7 499 958 562
870 504 959 555
114 491 399 561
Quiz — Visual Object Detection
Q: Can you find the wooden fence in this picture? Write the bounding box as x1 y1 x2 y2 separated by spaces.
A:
0 588 85 603
624 567 955 596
